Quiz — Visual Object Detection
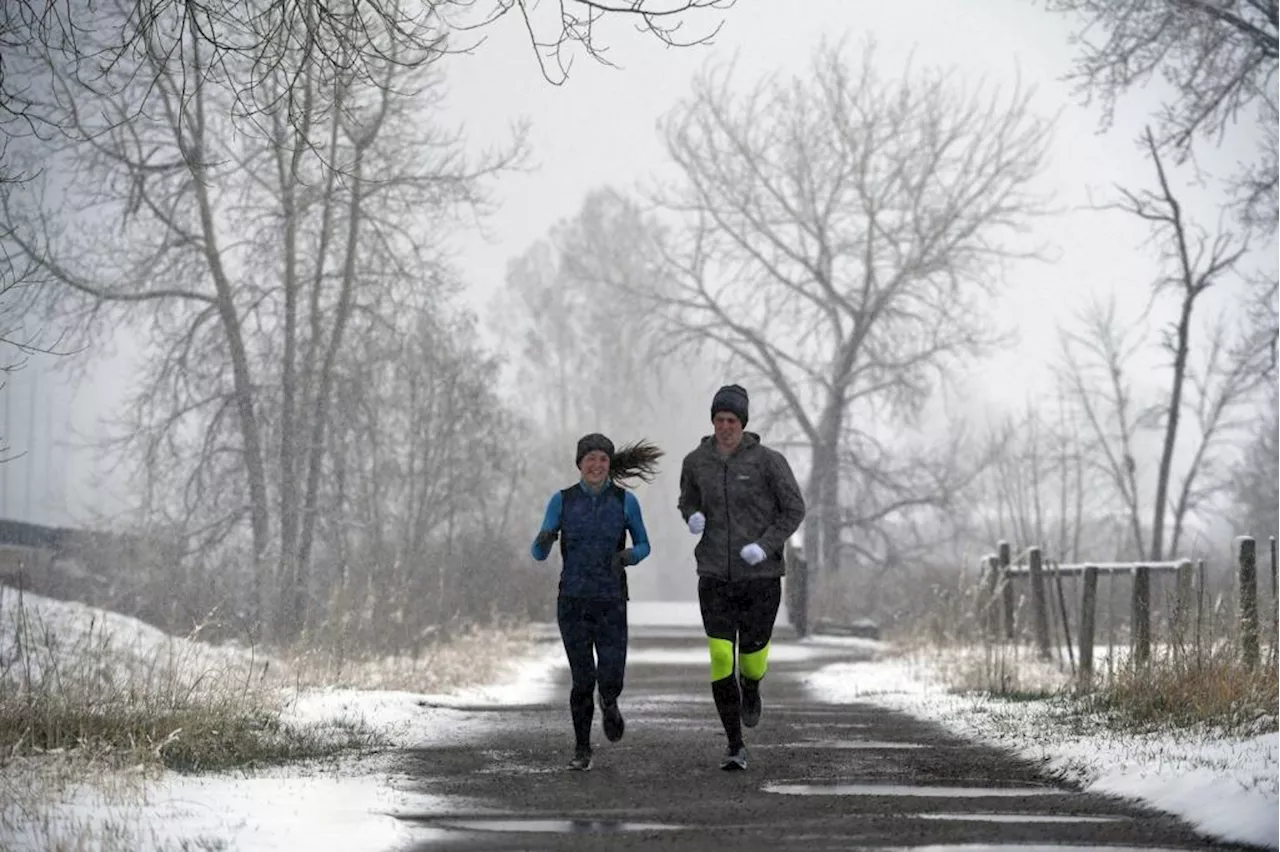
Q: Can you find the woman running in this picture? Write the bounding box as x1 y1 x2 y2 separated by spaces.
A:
531 433 662 770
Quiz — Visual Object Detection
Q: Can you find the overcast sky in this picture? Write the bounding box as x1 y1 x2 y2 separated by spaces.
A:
1 0 1273 530
443 0 1271 448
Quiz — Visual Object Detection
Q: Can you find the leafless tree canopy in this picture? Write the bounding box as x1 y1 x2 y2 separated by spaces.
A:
1056 131 1269 563
652 39 1052 419
469 0 732 84
969 399 1098 566
639 37 1053 613
0 0 730 137
1047 0 1279 230
498 188 675 443
0 0 540 643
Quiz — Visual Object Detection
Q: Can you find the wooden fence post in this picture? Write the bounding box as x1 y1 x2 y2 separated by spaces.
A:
1239 537 1259 669
983 555 1001 639
1196 559 1206 663
1271 537 1277 665
1028 547 1051 660
1171 559 1194 657
1079 564 1098 688
1131 564 1151 666
999 540 1014 640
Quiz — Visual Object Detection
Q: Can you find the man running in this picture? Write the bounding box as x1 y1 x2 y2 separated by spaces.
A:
678 384 806 770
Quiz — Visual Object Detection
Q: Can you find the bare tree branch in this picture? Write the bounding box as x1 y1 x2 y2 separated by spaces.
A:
1045 0 1278 231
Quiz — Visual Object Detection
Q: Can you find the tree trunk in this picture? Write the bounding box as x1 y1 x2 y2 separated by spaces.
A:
274 83 309 638
1150 274 1194 562
293 152 365 635
185 23 272 593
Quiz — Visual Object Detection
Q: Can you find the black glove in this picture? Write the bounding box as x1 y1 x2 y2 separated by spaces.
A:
610 548 634 569
535 529 558 551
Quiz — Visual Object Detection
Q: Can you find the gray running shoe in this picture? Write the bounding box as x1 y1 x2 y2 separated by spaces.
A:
719 744 748 771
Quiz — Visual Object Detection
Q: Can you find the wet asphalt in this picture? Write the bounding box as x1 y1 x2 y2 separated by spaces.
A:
386 621 1257 852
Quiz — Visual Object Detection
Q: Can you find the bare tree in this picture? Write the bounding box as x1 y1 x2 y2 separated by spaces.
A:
497 186 734 601
1058 297 1269 561
0 0 729 142
1168 313 1272 551
1108 127 1257 560
642 37 1053 602
972 403 1098 561
3 0 521 640
1045 0 1279 231
500 240 587 442
316 299 541 651
1231 385 1279 540
464 0 731 85
0 0 82 450
1057 139 1268 561
497 187 686 445
0 0 77 134
550 188 678 423
1056 296 1149 558
1 159 82 475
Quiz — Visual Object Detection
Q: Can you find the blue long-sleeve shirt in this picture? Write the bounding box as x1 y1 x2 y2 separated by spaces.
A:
531 480 651 564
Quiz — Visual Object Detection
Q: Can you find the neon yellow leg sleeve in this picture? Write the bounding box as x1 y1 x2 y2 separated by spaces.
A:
708 637 735 681
739 643 770 681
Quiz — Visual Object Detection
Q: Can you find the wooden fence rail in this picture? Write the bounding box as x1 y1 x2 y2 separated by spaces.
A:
977 544 1198 685
976 535 1275 687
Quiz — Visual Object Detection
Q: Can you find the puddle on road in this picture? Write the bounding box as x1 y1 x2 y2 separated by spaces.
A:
764 782 1070 797
762 739 925 750
434 818 683 834
914 813 1127 824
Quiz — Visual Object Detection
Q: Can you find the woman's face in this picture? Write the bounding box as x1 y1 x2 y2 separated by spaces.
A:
579 450 611 487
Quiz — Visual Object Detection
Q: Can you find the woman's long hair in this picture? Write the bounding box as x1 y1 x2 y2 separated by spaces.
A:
611 439 664 486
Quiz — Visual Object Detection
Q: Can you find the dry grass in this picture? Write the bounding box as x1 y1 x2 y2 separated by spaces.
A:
1086 652 1280 734
0 586 375 774
281 619 538 693
0 587 536 774
895 578 1280 735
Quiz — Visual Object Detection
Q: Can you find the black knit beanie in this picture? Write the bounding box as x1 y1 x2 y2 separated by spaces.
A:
575 433 615 467
710 384 749 426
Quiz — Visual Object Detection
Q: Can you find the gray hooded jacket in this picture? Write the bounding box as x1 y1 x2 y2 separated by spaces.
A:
678 432 806 581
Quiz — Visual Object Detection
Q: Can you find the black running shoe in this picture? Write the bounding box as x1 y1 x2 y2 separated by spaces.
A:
567 746 592 771
719 744 748 771
601 700 625 743
740 677 762 728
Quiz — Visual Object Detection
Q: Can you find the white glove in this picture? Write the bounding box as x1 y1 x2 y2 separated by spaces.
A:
687 512 705 534
740 543 767 565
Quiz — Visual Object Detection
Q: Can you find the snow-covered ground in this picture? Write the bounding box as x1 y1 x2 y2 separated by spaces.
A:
802 645 1278 850
0 594 1275 850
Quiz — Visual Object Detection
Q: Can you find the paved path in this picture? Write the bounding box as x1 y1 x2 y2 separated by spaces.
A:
386 619 1251 851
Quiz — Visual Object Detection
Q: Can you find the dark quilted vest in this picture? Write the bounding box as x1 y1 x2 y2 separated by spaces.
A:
558 482 628 600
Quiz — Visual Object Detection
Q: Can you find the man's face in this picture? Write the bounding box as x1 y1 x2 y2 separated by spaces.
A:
713 412 743 450
579 450 611 487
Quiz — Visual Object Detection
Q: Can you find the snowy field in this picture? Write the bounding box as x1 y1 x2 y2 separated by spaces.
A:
0 594 1275 850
